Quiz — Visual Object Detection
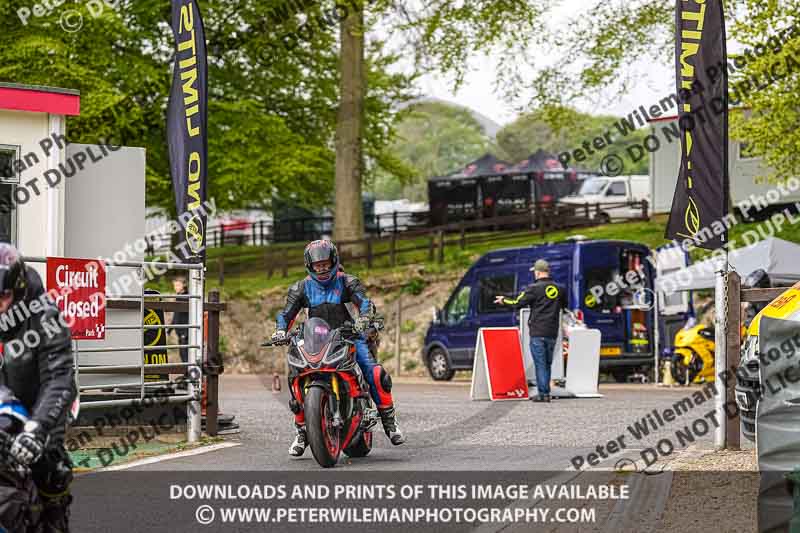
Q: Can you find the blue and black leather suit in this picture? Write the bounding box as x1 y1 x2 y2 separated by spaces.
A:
276 271 394 409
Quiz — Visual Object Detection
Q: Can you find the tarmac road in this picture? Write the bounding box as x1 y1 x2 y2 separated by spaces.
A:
130 375 718 472
71 376 724 532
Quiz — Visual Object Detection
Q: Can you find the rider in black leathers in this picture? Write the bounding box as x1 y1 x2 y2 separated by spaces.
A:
0 243 76 532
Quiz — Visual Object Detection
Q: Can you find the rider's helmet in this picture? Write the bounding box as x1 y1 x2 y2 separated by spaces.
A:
304 240 339 286
0 243 27 302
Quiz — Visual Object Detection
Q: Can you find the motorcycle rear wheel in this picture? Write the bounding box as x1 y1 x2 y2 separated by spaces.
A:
305 387 342 468
344 431 373 458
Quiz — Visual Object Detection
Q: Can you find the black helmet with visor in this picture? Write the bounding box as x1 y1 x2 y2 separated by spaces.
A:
304 240 339 285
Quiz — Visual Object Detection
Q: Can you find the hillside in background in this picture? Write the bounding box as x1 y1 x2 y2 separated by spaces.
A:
400 97 503 139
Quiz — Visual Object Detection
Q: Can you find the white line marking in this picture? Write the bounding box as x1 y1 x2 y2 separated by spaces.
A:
94 441 241 472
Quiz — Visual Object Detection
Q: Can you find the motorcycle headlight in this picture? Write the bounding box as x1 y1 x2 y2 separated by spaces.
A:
287 347 307 369
322 346 347 366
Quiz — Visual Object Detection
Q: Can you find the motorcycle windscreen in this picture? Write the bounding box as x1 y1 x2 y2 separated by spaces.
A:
756 314 800 532
303 318 334 355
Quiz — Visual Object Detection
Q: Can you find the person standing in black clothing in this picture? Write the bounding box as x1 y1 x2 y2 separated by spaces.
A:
0 243 76 531
169 275 190 366
494 259 568 402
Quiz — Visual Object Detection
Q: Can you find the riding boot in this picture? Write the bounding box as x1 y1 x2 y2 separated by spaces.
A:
378 406 405 445
288 424 308 457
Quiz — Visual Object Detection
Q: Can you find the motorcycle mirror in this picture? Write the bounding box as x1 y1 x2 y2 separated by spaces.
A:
743 268 771 289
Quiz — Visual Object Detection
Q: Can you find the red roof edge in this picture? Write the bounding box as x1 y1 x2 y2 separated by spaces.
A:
0 84 80 116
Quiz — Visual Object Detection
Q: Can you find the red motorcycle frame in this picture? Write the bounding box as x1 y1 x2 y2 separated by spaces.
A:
264 317 380 468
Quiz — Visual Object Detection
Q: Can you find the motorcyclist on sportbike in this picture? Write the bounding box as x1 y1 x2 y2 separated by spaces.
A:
0 243 77 532
272 240 405 456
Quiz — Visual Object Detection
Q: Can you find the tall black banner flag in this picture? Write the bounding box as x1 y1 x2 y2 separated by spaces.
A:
665 0 729 250
167 0 208 262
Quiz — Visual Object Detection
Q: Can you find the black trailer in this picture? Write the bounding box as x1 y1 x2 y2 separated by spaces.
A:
428 150 593 226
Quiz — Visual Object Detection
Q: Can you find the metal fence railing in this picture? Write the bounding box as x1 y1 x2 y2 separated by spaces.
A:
24 257 205 442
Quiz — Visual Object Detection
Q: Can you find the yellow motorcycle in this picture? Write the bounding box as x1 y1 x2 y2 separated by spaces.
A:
670 319 716 384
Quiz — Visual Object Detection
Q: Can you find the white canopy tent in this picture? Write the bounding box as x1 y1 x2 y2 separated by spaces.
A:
656 237 800 293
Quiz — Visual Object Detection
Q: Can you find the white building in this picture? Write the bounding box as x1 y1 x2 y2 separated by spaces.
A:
647 113 800 214
0 82 79 266
0 82 151 387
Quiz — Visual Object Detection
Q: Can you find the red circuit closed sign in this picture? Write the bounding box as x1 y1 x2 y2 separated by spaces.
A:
46 257 106 340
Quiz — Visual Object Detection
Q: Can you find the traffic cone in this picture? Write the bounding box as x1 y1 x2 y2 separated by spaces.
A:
662 360 676 386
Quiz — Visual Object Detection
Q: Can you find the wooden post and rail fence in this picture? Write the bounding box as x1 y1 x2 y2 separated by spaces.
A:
210 201 649 285
148 201 648 256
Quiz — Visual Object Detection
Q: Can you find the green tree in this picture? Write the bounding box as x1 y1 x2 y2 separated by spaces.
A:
496 106 650 174
266 0 552 242
513 1 800 183
727 2 800 182
370 101 492 201
0 0 413 218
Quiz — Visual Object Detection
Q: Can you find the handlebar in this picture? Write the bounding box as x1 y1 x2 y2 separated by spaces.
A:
261 327 301 347
261 338 291 347
261 316 385 348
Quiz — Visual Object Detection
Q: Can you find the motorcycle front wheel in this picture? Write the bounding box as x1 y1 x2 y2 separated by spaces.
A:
305 387 342 468
671 353 700 385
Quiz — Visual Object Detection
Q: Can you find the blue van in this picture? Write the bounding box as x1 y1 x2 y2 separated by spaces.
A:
423 239 655 381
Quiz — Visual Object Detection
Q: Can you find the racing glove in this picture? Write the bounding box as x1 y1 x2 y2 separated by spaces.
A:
354 316 371 334
10 421 48 466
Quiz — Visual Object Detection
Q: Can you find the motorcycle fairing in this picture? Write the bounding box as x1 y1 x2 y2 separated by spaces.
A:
756 315 800 532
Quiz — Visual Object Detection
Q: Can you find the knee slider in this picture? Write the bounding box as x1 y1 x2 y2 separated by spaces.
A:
378 366 392 392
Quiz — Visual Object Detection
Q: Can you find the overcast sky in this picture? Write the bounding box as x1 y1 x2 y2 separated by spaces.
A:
415 58 675 126
401 1 678 126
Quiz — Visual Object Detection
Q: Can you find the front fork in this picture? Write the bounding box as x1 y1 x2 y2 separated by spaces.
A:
304 375 344 429
330 375 343 429
301 372 377 432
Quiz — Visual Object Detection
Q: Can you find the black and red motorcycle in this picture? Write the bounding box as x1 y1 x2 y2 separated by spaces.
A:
263 317 382 468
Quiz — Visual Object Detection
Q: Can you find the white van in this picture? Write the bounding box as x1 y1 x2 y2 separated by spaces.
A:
559 175 650 223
